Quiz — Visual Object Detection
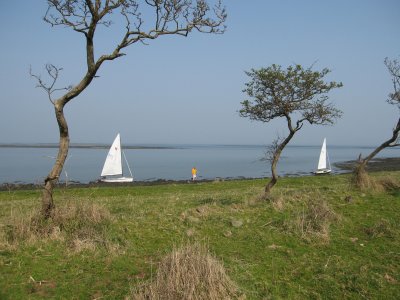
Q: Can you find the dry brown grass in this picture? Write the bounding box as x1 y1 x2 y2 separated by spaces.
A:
363 219 394 239
1 200 113 252
352 164 400 193
378 176 400 191
268 188 310 212
285 197 339 243
270 194 285 211
130 242 241 300
352 165 384 192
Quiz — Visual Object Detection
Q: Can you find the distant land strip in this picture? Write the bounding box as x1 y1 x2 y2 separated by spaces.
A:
334 157 400 172
0 143 178 150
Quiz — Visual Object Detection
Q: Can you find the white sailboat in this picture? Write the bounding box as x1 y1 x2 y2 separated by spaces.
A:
100 133 133 182
315 138 331 175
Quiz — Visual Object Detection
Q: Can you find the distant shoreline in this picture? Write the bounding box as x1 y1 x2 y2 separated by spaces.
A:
0 143 177 150
0 177 258 191
333 157 400 172
1 157 398 191
1 143 397 149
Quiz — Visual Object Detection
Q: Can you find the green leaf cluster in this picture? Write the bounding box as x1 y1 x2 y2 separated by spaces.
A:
240 64 343 126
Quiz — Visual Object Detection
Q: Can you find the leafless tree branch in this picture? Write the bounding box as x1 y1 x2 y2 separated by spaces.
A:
30 64 72 105
263 135 284 164
42 0 226 108
34 0 227 218
384 56 400 108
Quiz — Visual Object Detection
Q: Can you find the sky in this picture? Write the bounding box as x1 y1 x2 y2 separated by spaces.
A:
0 0 399 146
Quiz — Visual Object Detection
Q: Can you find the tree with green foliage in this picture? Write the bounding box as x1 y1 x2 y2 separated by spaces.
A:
30 0 227 219
354 57 400 188
240 64 343 197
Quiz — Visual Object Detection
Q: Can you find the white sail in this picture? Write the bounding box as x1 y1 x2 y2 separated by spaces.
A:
315 138 331 174
317 138 327 170
100 133 134 182
101 133 123 176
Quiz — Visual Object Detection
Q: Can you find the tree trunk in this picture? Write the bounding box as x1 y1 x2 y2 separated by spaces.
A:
355 118 400 172
39 65 98 219
264 153 279 196
353 118 400 189
41 102 69 219
264 130 296 198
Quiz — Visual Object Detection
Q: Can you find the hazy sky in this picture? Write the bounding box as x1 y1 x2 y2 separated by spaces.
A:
0 1 399 146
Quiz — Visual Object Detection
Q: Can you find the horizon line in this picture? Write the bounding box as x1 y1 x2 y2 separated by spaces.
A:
0 142 394 149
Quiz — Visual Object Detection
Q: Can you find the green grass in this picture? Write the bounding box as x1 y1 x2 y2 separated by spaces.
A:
0 172 399 299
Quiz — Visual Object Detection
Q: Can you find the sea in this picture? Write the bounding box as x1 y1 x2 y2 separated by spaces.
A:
0 144 399 184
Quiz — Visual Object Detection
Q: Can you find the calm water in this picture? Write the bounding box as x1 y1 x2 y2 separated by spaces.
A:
0 144 399 184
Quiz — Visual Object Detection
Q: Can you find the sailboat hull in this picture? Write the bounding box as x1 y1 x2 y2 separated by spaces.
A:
101 177 133 183
314 169 331 175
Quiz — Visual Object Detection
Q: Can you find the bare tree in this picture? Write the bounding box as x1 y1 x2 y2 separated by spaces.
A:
264 135 283 165
385 56 400 107
354 57 400 187
31 0 226 219
240 64 343 198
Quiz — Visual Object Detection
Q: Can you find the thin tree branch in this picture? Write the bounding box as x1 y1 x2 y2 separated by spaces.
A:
29 64 72 105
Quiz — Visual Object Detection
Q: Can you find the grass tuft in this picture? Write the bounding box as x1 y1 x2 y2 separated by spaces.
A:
378 176 400 192
352 165 400 193
2 200 113 252
130 242 241 300
352 166 383 192
362 219 394 239
285 197 339 243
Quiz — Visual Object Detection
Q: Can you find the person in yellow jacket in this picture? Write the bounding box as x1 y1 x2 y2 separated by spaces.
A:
191 167 197 181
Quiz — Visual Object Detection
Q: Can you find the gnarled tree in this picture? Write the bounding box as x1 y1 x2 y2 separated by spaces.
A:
240 64 343 198
31 0 226 219
353 57 400 188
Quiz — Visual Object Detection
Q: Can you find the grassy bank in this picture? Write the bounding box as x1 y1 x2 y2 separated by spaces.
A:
0 172 399 299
